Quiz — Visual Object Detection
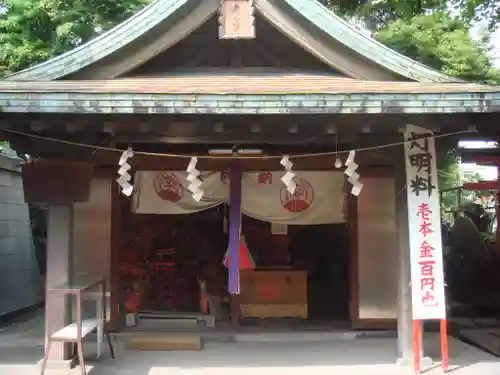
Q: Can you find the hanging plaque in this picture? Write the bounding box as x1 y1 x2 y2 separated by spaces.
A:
218 0 255 39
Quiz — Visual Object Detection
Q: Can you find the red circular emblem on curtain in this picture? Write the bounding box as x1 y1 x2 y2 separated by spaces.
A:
280 178 314 213
153 172 183 202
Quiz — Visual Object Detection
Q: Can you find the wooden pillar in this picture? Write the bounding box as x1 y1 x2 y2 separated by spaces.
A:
45 205 73 362
228 161 242 325
396 144 429 366
395 148 413 362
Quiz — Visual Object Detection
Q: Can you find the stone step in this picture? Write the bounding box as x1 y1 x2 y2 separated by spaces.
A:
138 311 199 320
136 311 200 330
136 318 199 330
124 333 202 351
234 331 359 343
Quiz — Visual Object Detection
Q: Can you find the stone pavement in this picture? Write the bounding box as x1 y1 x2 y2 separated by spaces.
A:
0 308 45 373
1 311 499 375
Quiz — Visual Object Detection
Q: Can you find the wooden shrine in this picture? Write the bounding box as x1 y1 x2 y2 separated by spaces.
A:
1 0 500 369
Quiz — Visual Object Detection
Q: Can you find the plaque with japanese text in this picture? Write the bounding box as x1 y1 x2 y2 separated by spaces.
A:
218 0 255 39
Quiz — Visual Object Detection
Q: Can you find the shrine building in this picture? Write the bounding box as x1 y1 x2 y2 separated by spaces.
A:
1 0 500 368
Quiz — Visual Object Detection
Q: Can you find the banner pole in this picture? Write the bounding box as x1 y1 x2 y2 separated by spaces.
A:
413 319 421 375
441 319 449 372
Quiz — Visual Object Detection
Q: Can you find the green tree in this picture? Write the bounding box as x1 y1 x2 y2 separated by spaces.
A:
371 13 500 209
330 0 500 32
375 13 500 83
437 138 462 220
450 0 500 32
330 0 447 30
0 0 148 76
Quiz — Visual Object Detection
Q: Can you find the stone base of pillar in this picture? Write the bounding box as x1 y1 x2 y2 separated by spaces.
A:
396 356 433 367
37 357 77 371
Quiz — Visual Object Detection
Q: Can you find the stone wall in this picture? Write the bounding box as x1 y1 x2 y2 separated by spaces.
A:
0 155 44 317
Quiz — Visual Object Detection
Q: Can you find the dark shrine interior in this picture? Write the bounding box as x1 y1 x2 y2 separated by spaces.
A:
118 193 351 321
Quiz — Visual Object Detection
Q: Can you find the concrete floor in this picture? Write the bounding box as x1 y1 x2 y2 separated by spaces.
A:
1 311 499 375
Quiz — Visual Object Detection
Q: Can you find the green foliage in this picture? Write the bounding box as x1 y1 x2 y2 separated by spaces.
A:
436 138 462 218
327 0 500 32
329 0 447 30
354 10 500 216
372 13 500 207
0 0 148 76
324 1 500 83
375 13 500 83
450 0 500 32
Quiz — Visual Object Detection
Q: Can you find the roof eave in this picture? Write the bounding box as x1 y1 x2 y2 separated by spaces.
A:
283 0 461 83
1 0 467 84
3 0 191 81
0 91 498 115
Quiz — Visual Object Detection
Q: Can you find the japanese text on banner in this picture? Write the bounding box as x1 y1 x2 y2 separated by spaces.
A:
404 125 446 320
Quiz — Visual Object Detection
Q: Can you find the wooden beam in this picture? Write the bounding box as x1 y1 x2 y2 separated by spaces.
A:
463 181 500 190
182 45 219 67
246 43 288 67
460 155 500 165
229 41 244 66
7 133 390 170
113 132 338 144
2 111 489 132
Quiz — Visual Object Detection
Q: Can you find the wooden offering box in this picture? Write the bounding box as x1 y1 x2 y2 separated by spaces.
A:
240 270 307 319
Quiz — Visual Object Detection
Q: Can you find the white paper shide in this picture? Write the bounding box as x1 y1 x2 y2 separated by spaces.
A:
343 150 363 196
117 147 134 196
186 157 204 202
280 155 297 194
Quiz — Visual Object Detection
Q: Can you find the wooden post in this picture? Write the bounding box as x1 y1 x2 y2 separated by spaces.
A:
228 161 242 325
45 205 73 361
395 149 413 362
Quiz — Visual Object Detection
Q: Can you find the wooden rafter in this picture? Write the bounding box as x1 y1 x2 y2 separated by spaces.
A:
463 181 500 190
